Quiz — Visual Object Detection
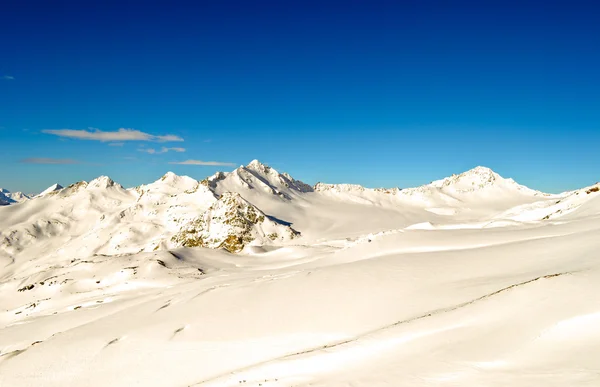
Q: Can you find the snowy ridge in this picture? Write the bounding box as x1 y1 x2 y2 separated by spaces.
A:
314 182 367 193
495 181 600 221
0 161 591 260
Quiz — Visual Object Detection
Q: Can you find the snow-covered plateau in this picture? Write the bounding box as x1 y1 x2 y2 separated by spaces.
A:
1 160 599 386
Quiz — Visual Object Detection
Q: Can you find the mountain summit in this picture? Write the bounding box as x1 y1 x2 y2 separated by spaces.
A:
204 159 313 199
37 183 63 197
428 166 540 195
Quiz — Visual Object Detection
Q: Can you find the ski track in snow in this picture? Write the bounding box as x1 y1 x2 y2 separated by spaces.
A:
190 271 575 386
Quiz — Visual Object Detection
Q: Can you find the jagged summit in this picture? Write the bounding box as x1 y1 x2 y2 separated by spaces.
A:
205 159 313 197
237 159 276 177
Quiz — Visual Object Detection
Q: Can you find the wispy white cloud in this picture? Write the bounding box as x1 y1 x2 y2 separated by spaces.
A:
169 160 236 166
108 142 125 147
139 147 186 154
42 128 184 142
21 157 79 164
2 75 14 80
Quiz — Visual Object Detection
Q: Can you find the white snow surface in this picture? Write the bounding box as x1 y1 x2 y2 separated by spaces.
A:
1 160 600 386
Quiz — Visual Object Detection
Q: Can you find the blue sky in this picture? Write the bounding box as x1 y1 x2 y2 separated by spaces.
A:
1 1 599 193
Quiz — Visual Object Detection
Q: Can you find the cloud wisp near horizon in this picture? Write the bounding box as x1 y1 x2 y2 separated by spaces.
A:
139 147 186 155
169 160 237 166
15 127 237 184
21 158 80 165
42 128 184 143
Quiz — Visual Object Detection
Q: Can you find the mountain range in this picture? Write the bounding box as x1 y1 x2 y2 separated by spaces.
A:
1 160 599 387
1 160 598 257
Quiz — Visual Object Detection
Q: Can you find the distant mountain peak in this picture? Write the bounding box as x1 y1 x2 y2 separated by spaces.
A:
146 172 198 193
466 165 496 174
246 159 266 169
205 160 312 197
38 183 64 197
87 176 117 189
161 171 178 180
428 166 502 191
242 159 276 178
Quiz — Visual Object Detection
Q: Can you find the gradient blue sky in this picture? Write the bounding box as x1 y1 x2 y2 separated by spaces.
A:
1 0 599 193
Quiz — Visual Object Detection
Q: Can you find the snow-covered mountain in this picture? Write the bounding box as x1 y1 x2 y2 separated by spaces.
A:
0 161 586 259
1 160 600 386
204 159 313 200
0 188 31 205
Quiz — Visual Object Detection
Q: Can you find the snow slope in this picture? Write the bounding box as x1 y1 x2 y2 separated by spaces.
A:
0 160 599 387
36 183 63 197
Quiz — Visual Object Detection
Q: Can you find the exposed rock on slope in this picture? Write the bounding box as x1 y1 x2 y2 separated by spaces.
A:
171 192 299 252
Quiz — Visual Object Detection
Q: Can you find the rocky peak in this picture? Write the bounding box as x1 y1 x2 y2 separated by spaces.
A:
171 191 299 253
200 171 227 190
